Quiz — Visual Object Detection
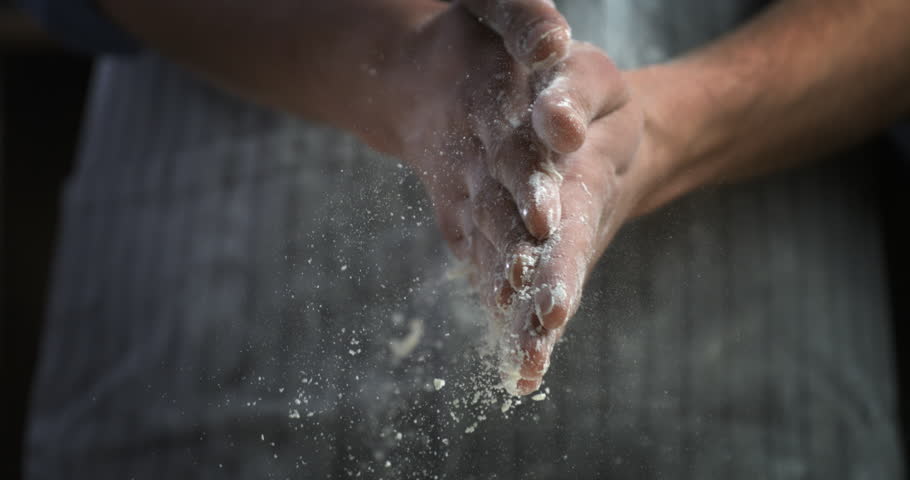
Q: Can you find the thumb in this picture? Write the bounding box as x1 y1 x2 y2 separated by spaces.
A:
457 0 572 70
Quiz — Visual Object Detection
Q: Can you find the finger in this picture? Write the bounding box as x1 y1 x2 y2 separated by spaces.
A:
531 171 611 331
468 174 539 291
532 43 628 154
488 125 562 240
471 199 530 307
516 314 562 385
498 300 564 395
458 0 572 70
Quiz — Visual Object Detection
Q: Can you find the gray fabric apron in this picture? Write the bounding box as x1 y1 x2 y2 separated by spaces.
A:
25 1 904 478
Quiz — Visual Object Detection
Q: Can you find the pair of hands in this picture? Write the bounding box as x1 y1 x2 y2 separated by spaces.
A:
371 1 662 396
99 0 910 396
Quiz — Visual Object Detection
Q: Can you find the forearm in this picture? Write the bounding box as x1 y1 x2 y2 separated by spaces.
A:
631 0 910 213
97 0 446 154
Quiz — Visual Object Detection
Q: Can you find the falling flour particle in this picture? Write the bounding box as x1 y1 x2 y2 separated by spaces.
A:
465 424 477 434
433 378 446 391
445 259 551 397
395 432 403 440
531 392 547 401
501 399 513 413
388 318 424 361
340 265 348 272
384 460 392 468
288 409 300 419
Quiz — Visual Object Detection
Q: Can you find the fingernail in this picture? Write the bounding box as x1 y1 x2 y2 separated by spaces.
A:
535 287 554 319
519 206 543 240
509 259 524 289
520 22 565 62
509 253 536 289
527 24 571 70
495 276 513 306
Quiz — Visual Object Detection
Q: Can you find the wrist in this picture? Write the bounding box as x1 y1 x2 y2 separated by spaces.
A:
622 65 693 216
624 60 735 216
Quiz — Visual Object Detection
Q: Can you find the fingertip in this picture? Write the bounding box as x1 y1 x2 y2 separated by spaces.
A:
541 304 569 331
520 202 554 240
495 276 515 307
532 97 586 154
504 16 571 70
535 285 569 330
526 23 571 70
507 248 537 290
516 378 541 396
521 173 561 240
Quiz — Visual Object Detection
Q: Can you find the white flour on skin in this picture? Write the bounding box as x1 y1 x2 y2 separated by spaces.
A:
513 252 537 287
529 171 551 207
482 0 571 70
469 226 574 397
538 76 577 135
539 158 564 183
529 26 573 70
528 170 560 230
535 281 567 319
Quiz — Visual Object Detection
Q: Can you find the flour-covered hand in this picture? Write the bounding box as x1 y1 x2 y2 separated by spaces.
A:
495 43 660 395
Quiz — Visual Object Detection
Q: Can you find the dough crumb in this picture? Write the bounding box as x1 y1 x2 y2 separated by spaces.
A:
433 378 446 391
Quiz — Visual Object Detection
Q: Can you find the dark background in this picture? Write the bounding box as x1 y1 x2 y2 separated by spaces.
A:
1 6 92 478
0 5 907 480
